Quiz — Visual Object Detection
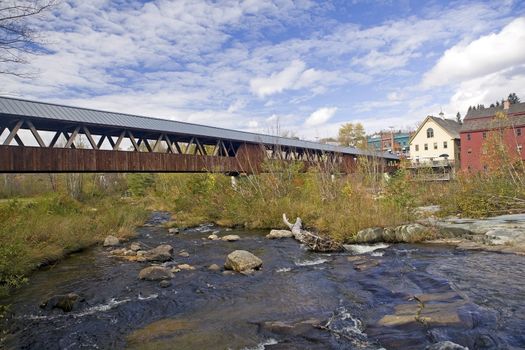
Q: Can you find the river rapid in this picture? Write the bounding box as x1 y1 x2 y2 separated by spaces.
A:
2 212 525 349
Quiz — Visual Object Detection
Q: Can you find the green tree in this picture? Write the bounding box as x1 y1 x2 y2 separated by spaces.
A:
456 112 462 124
338 122 366 148
508 93 521 104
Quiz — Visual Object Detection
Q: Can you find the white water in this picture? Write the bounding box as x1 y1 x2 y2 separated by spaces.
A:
344 243 389 255
294 257 328 266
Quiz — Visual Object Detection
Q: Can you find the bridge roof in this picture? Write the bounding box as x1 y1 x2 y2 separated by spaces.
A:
0 96 398 160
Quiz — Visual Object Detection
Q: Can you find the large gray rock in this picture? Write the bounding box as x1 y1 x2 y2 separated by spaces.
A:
40 293 83 312
425 341 468 350
266 229 293 239
355 227 384 243
222 235 241 242
103 235 120 247
144 244 173 262
138 266 174 280
224 250 262 272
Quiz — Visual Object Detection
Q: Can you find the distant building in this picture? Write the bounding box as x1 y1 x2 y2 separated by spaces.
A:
409 114 461 175
461 100 525 171
367 131 411 155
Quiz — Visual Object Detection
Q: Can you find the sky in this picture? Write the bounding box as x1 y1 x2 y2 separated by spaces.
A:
2 0 525 140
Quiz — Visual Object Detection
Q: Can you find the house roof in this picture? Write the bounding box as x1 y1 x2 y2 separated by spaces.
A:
410 116 461 143
461 102 525 132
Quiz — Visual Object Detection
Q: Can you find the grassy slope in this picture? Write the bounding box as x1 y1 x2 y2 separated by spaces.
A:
0 194 147 297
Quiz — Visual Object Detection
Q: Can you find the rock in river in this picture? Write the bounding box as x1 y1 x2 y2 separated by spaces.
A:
224 250 262 272
208 234 219 240
130 242 141 251
138 266 174 280
144 244 173 262
103 235 120 247
40 293 83 312
425 341 468 350
266 229 293 239
221 235 240 242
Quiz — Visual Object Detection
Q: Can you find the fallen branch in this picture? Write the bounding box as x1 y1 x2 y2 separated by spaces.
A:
283 213 343 252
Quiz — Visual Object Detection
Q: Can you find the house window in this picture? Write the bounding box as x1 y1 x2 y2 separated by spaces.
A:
468 165 472 171
483 132 487 139
517 128 522 137
518 145 523 153
467 133 471 141
424 143 428 151
443 141 448 149
433 142 438 150
483 165 488 171
415 145 419 151
427 128 434 138
467 148 472 154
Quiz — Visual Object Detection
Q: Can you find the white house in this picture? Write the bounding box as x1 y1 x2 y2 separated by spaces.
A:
409 114 461 169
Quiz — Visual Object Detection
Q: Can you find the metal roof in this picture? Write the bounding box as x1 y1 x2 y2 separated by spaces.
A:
0 96 398 160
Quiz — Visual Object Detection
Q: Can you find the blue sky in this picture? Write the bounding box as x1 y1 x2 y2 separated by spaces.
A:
2 0 525 140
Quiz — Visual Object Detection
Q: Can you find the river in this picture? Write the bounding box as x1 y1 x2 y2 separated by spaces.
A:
2 213 525 349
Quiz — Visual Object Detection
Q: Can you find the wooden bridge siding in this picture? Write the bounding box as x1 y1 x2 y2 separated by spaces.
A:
0 145 242 173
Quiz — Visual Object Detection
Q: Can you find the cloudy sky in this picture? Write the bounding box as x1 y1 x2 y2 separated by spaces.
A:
2 0 525 140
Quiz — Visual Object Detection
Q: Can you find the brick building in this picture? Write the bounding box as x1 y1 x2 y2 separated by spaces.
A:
461 101 525 171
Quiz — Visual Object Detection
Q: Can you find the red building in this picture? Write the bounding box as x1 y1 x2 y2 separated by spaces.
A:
461 101 525 171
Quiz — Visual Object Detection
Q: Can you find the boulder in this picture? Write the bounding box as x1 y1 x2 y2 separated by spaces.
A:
355 227 384 243
130 243 141 251
178 251 190 257
208 234 219 240
208 264 221 271
425 341 468 350
109 248 126 255
168 228 179 234
266 229 293 239
138 266 174 280
103 235 120 247
221 235 240 242
144 244 173 262
136 250 146 256
40 293 83 312
224 250 262 272
159 280 171 288
177 264 195 271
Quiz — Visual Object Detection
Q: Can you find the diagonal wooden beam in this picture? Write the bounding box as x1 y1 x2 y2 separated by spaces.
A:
97 135 106 149
82 126 98 150
212 140 220 156
14 134 24 146
195 138 206 155
173 141 183 154
25 120 46 147
153 134 164 152
143 138 153 152
3 120 23 146
64 127 80 149
127 131 139 151
49 131 61 148
185 137 195 154
164 134 175 154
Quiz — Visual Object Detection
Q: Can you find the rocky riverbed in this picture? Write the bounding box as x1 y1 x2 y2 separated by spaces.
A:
1 212 525 349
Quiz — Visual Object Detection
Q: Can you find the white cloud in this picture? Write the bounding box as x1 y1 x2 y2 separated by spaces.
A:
304 107 338 127
423 17 525 87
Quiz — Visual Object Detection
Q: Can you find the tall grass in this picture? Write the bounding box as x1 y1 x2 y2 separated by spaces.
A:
0 192 147 297
145 160 415 242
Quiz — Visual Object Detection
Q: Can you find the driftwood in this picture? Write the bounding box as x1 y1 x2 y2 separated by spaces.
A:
283 214 343 252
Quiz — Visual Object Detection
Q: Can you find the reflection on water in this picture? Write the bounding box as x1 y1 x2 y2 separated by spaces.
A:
2 213 525 349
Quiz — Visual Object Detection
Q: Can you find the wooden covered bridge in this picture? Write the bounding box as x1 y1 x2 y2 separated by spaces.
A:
0 96 398 174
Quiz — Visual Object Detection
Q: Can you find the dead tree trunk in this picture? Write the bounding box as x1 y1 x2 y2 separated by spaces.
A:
283 214 343 252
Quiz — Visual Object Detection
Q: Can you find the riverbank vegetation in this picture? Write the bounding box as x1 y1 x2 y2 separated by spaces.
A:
0 174 148 298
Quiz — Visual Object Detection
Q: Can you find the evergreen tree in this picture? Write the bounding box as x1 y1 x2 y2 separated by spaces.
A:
508 93 521 104
456 112 462 124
